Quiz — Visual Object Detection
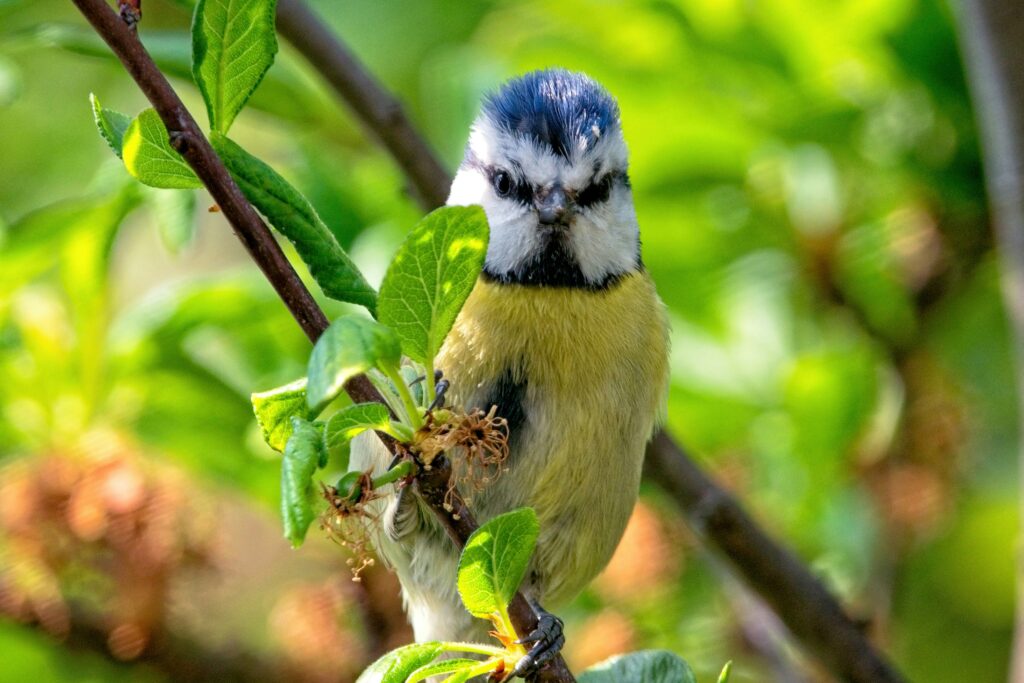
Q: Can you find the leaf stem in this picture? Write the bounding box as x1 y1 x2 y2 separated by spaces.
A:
365 370 411 427
438 641 506 657
496 604 525 656
459 659 504 681
370 459 415 489
385 366 424 431
423 358 436 408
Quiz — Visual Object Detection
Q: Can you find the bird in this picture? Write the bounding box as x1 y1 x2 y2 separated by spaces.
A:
351 68 670 675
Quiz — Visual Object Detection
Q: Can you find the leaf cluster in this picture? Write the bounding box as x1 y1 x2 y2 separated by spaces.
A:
78 3 727 680
359 508 730 682
90 0 375 313
254 203 486 546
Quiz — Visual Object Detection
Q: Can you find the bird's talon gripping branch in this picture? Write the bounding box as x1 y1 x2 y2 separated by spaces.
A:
428 378 450 412
511 607 565 679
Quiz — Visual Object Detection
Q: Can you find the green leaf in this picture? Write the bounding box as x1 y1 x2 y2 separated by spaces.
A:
280 417 326 547
406 658 480 683
146 187 197 253
440 671 476 683
43 25 325 125
399 364 427 405
356 642 444 683
717 661 733 683
324 403 393 453
578 651 697 683
89 93 131 158
306 315 401 413
191 0 278 133
378 205 489 364
457 507 538 619
122 109 202 189
252 378 310 452
211 133 377 312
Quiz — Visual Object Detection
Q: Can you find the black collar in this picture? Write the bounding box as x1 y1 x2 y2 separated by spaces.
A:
482 237 637 291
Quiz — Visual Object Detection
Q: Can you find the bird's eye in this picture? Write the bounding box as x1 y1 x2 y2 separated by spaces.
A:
493 171 514 198
576 174 613 208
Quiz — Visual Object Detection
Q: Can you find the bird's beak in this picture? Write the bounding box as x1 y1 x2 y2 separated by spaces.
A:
535 184 573 227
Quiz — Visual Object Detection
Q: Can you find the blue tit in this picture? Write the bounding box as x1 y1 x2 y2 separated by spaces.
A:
351 68 670 665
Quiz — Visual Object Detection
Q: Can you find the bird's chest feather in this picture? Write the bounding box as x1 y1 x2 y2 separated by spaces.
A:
436 272 669 600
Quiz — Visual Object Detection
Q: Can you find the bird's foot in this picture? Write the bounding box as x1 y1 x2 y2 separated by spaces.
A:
510 603 564 679
428 368 449 412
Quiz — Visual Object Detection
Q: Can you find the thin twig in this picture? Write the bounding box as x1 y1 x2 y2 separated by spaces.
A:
68 1 571 680
954 1 1024 679
275 0 450 209
274 2 906 681
415 456 576 682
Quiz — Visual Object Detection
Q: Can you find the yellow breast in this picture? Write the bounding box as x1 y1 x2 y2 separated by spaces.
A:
436 271 670 603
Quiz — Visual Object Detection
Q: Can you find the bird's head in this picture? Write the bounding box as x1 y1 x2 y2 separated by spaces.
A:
448 69 640 289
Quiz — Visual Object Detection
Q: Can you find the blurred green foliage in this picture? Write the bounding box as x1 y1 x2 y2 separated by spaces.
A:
0 0 1015 681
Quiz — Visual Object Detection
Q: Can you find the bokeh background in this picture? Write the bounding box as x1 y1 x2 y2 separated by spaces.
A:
0 0 1015 681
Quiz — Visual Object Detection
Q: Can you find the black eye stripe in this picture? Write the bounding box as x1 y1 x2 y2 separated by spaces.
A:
465 150 624 209
576 173 615 207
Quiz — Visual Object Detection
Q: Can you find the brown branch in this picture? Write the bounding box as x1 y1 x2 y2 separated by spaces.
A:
73 0 326 344
273 2 906 681
275 0 450 209
644 434 904 683
415 457 575 682
954 1 1024 679
68 1 570 680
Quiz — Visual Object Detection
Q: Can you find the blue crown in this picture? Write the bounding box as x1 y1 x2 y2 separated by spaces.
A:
482 69 619 158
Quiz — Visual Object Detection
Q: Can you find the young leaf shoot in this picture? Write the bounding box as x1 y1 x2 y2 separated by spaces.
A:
191 0 278 134
89 93 131 158
122 109 202 189
252 378 311 452
457 507 539 634
306 316 402 414
325 402 411 451
280 416 327 547
212 133 377 312
378 205 488 403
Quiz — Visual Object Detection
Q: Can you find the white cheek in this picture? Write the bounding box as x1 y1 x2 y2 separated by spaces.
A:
447 168 540 275
446 168 488 206
486 213 540 274
568 187 639 281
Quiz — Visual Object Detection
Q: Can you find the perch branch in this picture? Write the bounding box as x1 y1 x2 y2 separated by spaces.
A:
274 2 905 681
68 1 570 680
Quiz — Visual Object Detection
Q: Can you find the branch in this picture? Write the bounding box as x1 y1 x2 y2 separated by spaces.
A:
275 0 450 210
273 2 906 681
68 1 570 680
644 434 903 683
954 1 1024 679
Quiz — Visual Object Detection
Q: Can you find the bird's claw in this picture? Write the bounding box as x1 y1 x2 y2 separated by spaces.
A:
511 610 564 679
428 369 449 412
